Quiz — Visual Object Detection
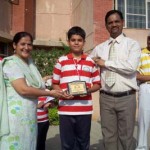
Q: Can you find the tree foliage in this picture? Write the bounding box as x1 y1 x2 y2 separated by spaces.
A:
32 44 70 125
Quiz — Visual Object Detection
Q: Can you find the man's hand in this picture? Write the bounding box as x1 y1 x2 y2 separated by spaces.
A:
96 58 105 67
92 57 101 62
92 57 105 67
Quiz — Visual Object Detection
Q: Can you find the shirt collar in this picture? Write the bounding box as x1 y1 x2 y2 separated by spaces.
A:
108 33 125 45
142 48 150 54
67 53 87 60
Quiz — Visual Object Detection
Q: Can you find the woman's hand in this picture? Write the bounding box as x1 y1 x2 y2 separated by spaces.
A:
49 89 65 98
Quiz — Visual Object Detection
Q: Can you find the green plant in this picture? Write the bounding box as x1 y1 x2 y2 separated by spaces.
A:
32 44 70 125
48 106 59 125
32 45 70 76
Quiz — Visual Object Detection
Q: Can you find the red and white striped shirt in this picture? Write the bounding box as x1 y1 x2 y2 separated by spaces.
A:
37 97 49 123
0 57 3 61
52 53 100 115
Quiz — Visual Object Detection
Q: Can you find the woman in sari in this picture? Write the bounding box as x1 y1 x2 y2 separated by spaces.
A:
0 32 64 150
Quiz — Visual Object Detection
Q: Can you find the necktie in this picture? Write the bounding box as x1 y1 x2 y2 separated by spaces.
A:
105 40 116 87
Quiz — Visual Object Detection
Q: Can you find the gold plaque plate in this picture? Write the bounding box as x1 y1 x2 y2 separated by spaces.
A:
68 81 87 96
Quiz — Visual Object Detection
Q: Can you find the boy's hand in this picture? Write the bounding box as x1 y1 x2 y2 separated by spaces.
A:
79 94 88 97
79 86 89 97
37 101 44 108
62 90 74 99
43 101 56 110
43 75 52 82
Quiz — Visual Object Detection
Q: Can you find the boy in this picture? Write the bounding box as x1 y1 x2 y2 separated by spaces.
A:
37 96 55 150
37 78 55 150
0 54 7 61
52 26 101 150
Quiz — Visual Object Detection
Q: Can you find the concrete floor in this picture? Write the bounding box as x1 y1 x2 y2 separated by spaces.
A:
46 121 150 150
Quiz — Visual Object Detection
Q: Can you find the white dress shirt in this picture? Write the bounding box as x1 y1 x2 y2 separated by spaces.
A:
89 33 141 92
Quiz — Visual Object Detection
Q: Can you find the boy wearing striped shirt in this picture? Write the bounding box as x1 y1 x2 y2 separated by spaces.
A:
52 26 101 150
37 96 55 150
37 78 55 150
136 35 150 150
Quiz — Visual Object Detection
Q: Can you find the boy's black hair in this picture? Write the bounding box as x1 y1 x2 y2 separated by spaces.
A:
67 26 86 40
105 10 124 24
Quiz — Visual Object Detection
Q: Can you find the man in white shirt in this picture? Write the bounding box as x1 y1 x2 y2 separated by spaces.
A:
90 10 141 150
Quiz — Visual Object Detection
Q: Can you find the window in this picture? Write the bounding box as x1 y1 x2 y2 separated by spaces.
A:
0 42 9 56
116 0 150 29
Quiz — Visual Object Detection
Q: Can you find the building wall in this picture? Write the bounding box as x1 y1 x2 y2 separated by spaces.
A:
0 0 12 42
93 0 113 47
71 0 94 51
70 0 114 120
11 0 25 35
25 0 36 37
12 0 35 37
35 0 71 47
1 0 148 121
124 29 149 48
91 0 114 121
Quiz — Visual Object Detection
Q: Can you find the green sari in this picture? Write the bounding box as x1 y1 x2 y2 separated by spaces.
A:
0 55 44 150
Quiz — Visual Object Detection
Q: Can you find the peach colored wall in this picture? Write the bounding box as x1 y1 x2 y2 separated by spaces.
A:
71 0 100 120
123 29 149 49
35 0 71 46
71 0 94 51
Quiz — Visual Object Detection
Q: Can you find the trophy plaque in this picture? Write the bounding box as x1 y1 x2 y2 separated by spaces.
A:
68 81 87 96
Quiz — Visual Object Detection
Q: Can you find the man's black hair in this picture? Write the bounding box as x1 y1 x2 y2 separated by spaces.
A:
105 10 124 24
67 26 86 40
